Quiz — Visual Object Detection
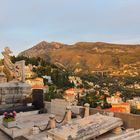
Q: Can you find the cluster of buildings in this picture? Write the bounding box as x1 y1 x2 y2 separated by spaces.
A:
127 97 140 110
106 92 130 113
64 88 84 102
126 83 140 90
25 64 37 79
0 47 140 140
106 92 140 114
110 62 140 77
68 76 82 87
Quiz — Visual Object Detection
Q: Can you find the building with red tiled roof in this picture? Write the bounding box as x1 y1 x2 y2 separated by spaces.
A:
106 102 130 113
64 88 84 102
32 85 48 93
26 77 44 87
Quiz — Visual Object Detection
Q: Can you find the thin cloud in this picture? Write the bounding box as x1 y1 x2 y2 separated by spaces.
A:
0 0 140 53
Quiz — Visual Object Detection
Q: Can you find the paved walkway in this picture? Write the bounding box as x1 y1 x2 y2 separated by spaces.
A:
0 131 11 140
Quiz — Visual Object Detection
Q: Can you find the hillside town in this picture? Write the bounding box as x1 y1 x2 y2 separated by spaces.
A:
1 0 140 139
0 47 140 140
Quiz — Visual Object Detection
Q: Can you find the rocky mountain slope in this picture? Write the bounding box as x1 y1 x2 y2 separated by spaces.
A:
19 41 140 73
19 41 66 61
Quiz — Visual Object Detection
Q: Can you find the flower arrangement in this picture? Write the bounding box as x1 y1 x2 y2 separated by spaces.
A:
3 111 16 122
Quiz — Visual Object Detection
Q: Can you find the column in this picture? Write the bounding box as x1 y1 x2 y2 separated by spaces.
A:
49 114 56 129
65 106 72 123
112 127 122 134
84 103 90 117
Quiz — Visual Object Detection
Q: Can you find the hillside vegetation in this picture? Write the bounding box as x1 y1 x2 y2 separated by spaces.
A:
19 41 140 74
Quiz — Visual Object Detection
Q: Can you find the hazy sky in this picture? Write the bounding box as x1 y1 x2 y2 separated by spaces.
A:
1 0 140 55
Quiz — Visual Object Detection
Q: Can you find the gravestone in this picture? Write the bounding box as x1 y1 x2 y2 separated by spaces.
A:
32 89 44 109
0 47 31 104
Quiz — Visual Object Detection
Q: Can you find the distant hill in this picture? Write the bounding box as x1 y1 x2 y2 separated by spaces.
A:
19 41 65 62
19 41 140 74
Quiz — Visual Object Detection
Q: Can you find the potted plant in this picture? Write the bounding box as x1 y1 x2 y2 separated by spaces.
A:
3 111 17 128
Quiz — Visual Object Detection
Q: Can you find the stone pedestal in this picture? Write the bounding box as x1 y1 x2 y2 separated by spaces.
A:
32 127 39 135
112 126 122 134
65 106 72 123
84 103 90 117
0 81 31 104
49 114 56 129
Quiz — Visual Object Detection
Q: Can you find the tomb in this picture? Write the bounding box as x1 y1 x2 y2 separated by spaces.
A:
47 113 123 140
0 47 31 104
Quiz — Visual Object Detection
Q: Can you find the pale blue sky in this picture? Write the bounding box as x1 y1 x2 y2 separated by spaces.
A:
0 0 140 56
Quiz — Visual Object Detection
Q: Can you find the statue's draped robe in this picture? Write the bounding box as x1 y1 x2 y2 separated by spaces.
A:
2 49 19 81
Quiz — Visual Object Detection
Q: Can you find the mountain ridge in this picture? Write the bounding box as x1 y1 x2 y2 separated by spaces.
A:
19 41 140 73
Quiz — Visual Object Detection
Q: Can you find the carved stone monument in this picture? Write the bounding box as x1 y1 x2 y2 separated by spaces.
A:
15 60 25 82
0 47 31 105
2 47 25 82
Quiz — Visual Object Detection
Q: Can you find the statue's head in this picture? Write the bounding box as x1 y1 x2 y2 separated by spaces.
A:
4 47 12 54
